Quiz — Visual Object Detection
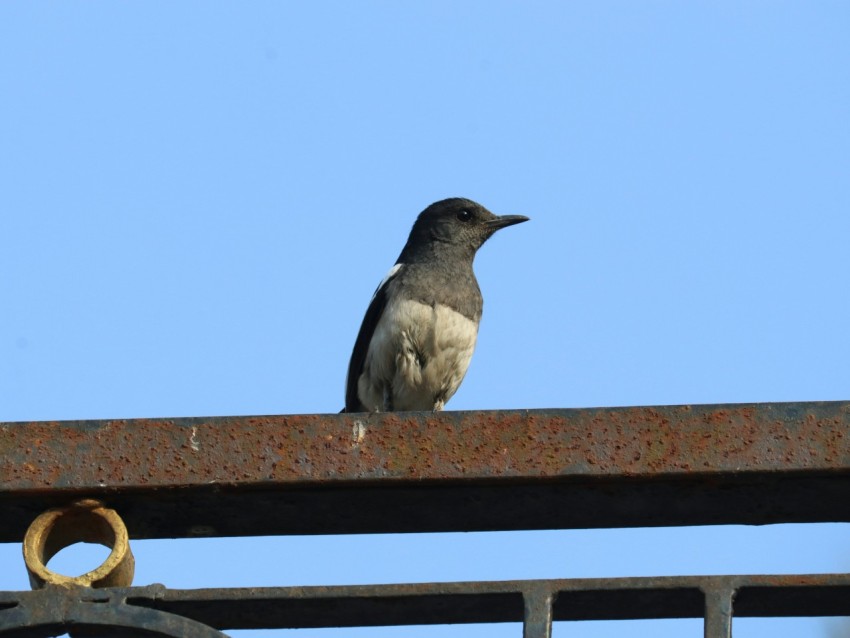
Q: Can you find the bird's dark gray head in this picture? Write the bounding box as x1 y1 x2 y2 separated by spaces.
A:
399 197 529 262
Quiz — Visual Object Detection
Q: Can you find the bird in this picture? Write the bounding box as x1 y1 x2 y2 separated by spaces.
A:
344 197 529 413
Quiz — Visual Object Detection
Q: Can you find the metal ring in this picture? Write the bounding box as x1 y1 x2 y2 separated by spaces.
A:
22 499 135 589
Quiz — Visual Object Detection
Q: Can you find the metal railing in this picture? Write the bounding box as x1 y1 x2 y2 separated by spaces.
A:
1 400 849 636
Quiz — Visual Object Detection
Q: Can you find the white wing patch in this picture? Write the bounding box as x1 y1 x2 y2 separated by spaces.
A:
372 263 403 300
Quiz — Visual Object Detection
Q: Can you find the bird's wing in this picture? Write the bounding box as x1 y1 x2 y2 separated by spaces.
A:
344 264 403 412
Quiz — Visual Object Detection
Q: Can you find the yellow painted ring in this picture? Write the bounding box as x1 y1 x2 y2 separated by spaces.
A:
23 499 135 589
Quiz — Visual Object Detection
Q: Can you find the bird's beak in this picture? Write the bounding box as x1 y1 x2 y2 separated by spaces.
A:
486 214 530 230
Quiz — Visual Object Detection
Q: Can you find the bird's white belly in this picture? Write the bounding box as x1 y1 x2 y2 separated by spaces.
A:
358 298 478 411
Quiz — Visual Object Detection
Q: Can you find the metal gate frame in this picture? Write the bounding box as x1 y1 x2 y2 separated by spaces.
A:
2 401 849 636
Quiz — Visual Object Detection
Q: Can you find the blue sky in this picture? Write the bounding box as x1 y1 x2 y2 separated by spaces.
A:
1 2 849 636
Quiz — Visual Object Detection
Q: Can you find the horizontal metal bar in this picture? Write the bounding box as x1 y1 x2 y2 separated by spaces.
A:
2 401 849 541
3 574 850 630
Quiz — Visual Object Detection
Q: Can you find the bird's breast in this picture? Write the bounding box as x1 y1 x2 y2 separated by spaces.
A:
360 298 479 411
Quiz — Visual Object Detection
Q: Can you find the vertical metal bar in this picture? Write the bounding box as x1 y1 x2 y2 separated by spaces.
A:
703 584 734 638
523 585 553 638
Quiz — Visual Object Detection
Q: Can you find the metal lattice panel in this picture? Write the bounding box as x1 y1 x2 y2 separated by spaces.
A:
3 575 850 637
2 400 849 636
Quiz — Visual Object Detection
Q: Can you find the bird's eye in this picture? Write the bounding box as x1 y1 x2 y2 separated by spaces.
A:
457 209 472 222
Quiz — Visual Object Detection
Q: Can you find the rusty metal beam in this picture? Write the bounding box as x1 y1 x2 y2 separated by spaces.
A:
1 401 849 542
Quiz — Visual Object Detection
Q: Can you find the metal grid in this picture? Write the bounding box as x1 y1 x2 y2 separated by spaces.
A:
4 574 850 637
2 400 849 636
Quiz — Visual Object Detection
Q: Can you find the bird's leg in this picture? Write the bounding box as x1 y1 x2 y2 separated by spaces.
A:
382 386 394 412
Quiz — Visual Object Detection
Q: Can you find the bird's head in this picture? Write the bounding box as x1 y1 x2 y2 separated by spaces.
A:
403 198 529 260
